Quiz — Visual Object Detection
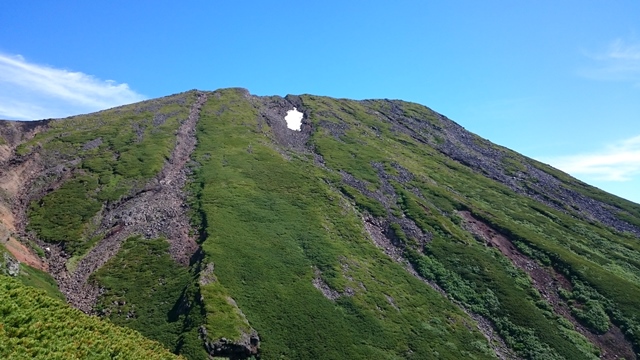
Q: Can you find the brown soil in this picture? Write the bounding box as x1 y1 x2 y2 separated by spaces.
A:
48 92 208 313
0 127 49 273
459 210 636 360
0 156 41 197
0 204 16 232
3 237 47 271
0 144 11 162
4 155 75 277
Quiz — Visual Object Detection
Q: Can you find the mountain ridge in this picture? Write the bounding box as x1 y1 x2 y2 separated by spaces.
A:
1 88 639 359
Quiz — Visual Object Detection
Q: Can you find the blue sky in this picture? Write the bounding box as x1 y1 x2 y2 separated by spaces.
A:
1 1 639 203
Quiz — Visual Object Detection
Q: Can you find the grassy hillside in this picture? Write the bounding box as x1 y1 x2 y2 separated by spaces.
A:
3 88 639 359
22 91 196 255
298 94 640 359
189 89 495 359
0 274 181 359
91 235 207 359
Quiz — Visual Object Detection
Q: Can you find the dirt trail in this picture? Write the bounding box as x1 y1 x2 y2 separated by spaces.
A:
49 92 208 313
459 210 636 360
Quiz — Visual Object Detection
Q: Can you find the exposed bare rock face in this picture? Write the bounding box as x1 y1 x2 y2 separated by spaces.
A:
46 92 208 313
200 326 260 360
253 94 311 151
0 120 51 271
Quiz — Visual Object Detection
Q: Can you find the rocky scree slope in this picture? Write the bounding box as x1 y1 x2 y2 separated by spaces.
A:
0 88 640 360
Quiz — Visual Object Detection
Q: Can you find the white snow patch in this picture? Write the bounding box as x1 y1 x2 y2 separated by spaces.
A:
284 107 303 131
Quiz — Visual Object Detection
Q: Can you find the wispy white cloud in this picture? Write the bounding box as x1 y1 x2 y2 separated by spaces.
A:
578 38 640 85
0 53 146 120
545 135 640 182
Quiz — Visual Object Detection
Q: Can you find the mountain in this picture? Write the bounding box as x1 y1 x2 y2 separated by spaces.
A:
1 88 640 359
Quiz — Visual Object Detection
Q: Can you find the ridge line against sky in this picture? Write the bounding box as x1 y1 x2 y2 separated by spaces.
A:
0 1 638 203
1 50 639 204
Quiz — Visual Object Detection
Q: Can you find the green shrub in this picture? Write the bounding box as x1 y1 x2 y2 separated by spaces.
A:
92 236 198 355
0 274 181 359
340 184 386 217
27 176 101 252
572 300 610 334
187 89 496 359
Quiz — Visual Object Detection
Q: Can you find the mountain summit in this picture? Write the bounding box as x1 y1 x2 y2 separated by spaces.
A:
1 88 639 359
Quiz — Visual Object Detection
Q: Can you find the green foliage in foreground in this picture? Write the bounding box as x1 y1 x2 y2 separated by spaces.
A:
0 274 181 359
189 89 495 359
91 236 207 360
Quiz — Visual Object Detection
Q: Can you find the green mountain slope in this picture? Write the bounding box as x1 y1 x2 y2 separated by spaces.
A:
1 88 639 359
190 90 494 359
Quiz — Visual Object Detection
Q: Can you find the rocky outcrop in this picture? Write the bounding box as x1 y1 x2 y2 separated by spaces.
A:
0 120 52 272
201 326 260 360
1 251 20 276
253 94 311 151
48 92 208 313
